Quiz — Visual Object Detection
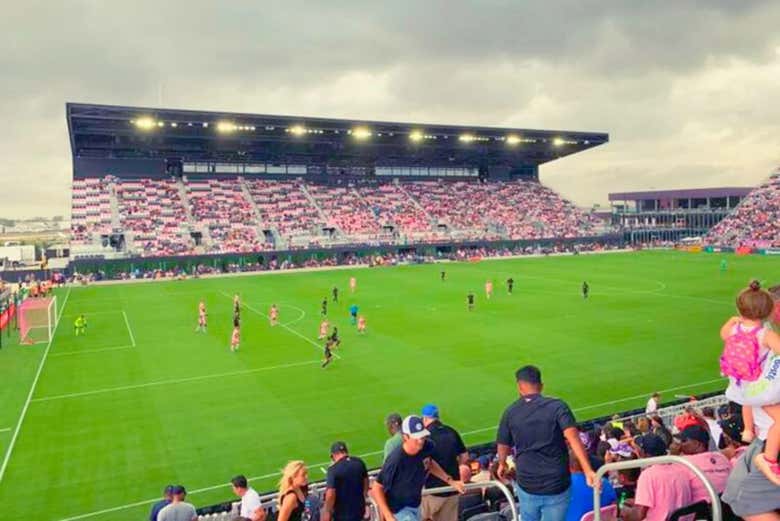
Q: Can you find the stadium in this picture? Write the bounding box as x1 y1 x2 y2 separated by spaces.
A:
1 5 780 521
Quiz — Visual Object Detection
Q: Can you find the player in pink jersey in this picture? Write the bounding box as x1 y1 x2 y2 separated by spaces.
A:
357 315 366 334
269 304 279 326
349 276 357 294
196 300 207 333
230 325 240 352
319 319 329 340
485 280 494 300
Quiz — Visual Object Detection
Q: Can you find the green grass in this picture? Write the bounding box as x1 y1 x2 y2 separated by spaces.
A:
0 250 775 521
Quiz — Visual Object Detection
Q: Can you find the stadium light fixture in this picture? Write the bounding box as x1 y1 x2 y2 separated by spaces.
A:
157 121 164 127
202 122 209 128
553 137 565 147
351 127 372 139
459 133 476 143
170 122 178 128
288 125 307 136
409 130 424 142
133 117 157 130
506 135 521 146
217 121 238 133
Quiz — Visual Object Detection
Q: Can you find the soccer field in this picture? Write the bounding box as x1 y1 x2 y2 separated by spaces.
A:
0 250 775 521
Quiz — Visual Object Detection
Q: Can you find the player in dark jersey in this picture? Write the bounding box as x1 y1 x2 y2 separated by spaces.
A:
507 277 514 294
582 281 589 299
321 297 328 316
233 312 240 328
467 292 475 311
441 270 446 282
329 327 341 348
322 339 334 368
332 286 339 303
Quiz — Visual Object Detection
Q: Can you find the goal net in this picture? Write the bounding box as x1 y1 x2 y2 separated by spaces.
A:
19 297 57 345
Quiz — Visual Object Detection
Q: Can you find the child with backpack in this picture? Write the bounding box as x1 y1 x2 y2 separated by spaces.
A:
720 280 780 484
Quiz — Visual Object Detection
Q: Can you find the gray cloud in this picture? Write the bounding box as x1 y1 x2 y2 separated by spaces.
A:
1 1 779 218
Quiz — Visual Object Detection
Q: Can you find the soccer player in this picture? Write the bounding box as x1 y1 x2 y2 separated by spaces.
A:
720 258 728 273
485 280 494 300
269 304 279 326
357 315 366 334
329 327 341 348
507 277 514 295
333 286 339 303
233 308 240 328
321 297 328 317
441 270 446 282
350 276 357 293
196 300 207 333
233 293 240 313
74 314 87 336
467 293 475 311
582 281 590 299
319 319 330 340
349 304 359 325
230 325 240 352
322 338 334 368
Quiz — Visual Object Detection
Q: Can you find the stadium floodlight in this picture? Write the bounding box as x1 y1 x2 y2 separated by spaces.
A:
217 121 238 133
133 117 157 130
409 130 424 142
170 122 178 128
157 121 164 127
552 137 565 146
459 133 476 143
202 122 209 128
288 125 307 136
351 127 372 139
506 135 521 145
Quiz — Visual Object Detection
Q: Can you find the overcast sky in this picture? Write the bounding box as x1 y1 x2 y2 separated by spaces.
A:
2 1 779 219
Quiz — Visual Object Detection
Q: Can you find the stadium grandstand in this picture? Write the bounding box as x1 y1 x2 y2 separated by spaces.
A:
66 103 612 259
608 187 753 244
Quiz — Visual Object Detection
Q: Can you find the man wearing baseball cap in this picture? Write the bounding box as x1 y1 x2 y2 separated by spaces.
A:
156 485 197 521
148 485 174 521
676 425 731 503
323 442 369 521
371 415 466 521
420 404 468 521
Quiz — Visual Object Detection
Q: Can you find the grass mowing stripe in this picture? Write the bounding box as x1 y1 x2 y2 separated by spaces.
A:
49 345 135 357
30 359 321 402
122 310 136 347
221 291 340 359
0 287 70 483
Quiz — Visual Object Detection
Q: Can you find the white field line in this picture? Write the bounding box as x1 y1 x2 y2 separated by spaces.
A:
122 310 136 347
49 345 135 358
0 428 11 433
56 376 726 521
0 287 71 483
220 292 340 359
31 359 320 403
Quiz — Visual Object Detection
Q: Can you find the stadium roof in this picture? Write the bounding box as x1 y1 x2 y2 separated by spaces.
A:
66 102 608 167
608 187 753 201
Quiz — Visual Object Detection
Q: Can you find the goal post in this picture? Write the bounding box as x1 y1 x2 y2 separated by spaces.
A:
19 296 57 345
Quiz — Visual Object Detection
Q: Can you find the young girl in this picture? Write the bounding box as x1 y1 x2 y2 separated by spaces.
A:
269 304 279 326
230 325 240 352
720 280 780 483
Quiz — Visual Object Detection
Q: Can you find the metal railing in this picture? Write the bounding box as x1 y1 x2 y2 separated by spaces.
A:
592 455 721 521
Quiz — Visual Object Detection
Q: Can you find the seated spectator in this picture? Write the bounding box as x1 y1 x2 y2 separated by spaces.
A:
157 485 197 521
564 449 617 521
614 467 640 515
277 461 310 521
232 474 265 521
471 456 492 483
649 416 673 446
719 417 749 467
701 407 723 450
621 434 694 521
675 426 732 502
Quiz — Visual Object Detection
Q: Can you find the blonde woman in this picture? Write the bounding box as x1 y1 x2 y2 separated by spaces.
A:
278 461 309 521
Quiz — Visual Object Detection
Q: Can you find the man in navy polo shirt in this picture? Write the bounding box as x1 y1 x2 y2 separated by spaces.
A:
372 415 466 521
496 365 597 521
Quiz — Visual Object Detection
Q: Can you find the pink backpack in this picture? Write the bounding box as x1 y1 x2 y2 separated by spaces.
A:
720 324 767 383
